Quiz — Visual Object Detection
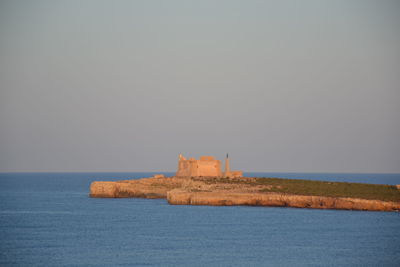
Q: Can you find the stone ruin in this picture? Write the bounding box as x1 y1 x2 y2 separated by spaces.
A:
176 154 243 178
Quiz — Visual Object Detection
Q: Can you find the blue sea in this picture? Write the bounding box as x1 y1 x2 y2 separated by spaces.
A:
1 172 399 266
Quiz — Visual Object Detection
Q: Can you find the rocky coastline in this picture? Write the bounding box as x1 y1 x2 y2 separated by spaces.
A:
89 176 400 212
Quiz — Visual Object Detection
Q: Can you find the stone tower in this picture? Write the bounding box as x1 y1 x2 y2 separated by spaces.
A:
224 153 230 178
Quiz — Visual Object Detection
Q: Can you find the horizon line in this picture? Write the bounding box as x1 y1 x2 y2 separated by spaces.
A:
1 171 400 174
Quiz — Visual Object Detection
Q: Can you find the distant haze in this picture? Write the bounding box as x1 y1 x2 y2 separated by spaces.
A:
0 0 399 173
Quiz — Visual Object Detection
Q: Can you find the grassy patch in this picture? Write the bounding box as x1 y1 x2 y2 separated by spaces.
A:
197 177 400 202
255 178 400 202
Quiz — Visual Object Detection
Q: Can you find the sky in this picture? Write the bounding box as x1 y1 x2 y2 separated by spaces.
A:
0 0 399 173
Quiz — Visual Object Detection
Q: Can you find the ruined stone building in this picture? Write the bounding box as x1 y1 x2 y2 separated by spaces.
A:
176 154 243 178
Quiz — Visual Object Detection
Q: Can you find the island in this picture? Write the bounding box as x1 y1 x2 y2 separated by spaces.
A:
89 155 400 212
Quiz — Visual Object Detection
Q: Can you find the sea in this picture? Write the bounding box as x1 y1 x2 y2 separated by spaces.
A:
0 172 399 267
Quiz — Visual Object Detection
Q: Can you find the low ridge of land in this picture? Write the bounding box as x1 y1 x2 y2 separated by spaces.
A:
200 177 400 202
90 176 400 212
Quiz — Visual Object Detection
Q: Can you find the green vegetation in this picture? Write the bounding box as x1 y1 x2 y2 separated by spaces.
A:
255 178 400 202
200 177 400 202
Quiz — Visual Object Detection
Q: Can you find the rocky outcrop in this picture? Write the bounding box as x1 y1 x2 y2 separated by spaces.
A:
90 177 183 198
90 176 400 212
166 190 400 212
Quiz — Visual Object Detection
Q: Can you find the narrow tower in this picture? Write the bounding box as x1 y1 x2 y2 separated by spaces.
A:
224 153 230 178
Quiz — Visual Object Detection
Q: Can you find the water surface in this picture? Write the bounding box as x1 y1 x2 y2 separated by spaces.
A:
1 172 399 266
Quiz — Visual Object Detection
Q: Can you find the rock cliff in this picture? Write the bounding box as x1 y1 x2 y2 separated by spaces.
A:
166 190 400 212
90 176 184 198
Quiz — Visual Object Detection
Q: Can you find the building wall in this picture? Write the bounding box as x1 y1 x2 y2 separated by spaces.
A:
176 156 221 177
176 159 196 177
176 154 242 178
197 160 222 177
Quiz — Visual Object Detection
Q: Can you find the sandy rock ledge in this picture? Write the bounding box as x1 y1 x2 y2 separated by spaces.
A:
166 190 400 211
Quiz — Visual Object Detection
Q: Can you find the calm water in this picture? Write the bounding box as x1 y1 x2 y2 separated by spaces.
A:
1 172 399 266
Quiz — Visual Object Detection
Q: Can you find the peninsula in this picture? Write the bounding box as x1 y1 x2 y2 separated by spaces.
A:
90 155 400 212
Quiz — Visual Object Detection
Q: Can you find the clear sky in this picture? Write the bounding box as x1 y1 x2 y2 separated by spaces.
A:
0 0 399 172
